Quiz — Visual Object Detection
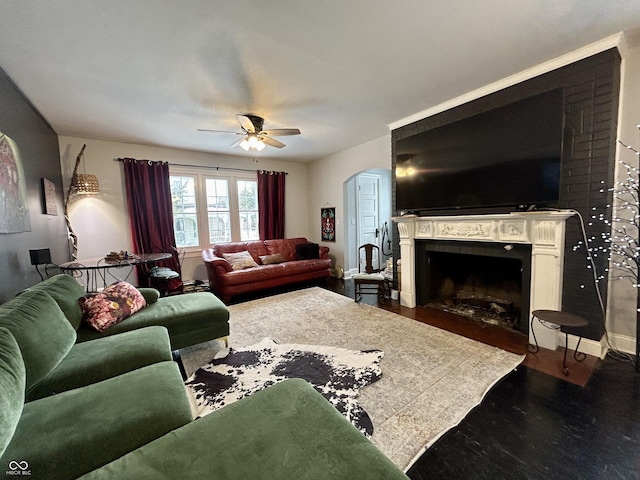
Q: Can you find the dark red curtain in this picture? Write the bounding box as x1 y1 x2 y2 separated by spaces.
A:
123 158 181 283
257 170 286 240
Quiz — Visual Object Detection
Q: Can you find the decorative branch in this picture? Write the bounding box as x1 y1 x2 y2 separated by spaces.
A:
63 144 86 261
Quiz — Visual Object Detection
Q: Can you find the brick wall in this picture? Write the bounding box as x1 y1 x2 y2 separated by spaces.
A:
392 48 621 340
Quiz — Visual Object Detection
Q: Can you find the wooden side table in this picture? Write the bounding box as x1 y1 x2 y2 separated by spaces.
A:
528 309 588 376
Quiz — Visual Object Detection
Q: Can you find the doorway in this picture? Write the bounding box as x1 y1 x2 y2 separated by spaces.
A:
343 169 392 276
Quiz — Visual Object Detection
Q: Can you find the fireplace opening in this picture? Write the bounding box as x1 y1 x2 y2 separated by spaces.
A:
416 240 532 335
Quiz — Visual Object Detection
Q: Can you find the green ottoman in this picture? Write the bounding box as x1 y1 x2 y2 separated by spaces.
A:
79 378 409 480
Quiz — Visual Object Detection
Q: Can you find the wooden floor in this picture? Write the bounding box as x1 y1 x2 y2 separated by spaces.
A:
322 278 640 480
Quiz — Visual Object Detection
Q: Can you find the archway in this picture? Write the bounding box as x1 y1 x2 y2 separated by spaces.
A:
343 168 392 276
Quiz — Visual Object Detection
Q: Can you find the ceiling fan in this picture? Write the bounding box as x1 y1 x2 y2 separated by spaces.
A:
198 114 301 151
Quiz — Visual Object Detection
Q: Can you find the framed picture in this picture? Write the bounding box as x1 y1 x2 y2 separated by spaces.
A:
321 207 335 242
42 178 57 215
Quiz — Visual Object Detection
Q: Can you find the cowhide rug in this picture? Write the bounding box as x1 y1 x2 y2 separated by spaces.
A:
185 337 383 436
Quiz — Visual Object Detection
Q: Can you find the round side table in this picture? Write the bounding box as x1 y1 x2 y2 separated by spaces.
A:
528 309 588 376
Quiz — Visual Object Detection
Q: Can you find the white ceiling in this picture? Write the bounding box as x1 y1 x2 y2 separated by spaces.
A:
1 1 640 162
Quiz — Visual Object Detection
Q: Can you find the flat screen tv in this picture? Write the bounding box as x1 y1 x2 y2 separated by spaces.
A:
395 88 564 213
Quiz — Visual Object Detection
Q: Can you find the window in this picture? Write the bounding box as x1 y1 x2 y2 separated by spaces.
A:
237 180 259 241
170 167 259 249
206 179 231 244
170 176 199 247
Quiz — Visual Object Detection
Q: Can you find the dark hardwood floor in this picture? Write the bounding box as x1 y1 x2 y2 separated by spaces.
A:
322 277 640 480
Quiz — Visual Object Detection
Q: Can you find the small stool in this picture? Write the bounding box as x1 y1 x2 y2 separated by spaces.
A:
528 309 588 376
148 266 182 297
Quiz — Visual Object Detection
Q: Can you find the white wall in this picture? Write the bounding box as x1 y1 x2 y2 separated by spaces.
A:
59 136 309 281
605 39 640 350
306 134 392 270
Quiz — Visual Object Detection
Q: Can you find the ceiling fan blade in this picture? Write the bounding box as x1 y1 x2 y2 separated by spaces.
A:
197 129 243 135
261 128 301 136
230 137 245 148
260 136 286 148
236 115 256 134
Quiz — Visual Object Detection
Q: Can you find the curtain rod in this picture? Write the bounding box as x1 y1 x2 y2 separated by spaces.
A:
116 158 288 175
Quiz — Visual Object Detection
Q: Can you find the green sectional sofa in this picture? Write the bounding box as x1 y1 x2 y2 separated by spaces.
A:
26 274 230 351
0 275 409 479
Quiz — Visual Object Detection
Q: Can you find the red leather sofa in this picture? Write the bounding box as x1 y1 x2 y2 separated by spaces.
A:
202 237 331 303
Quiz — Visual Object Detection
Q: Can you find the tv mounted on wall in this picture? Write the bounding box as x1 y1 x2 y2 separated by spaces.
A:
395 88 564 214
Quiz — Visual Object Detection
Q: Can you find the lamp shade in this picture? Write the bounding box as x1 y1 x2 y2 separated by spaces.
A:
72 174 100 194
29 248 51 265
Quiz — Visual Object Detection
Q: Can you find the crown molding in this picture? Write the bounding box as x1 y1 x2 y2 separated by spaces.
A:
389 32 626 131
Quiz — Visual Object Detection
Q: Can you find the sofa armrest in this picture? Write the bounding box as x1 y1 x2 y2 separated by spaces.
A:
319 246 330 259
202 249 232 273
137 288 160 304
202 249 233 299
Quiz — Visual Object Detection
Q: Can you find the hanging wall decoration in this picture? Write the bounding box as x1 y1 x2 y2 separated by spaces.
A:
42 178 57 215
321 206 336 242
0 133 31 233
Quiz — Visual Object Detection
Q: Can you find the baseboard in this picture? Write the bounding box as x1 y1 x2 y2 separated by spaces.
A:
343 268 357 280
603 332 637 357
566 334 607 359
565 331 636 360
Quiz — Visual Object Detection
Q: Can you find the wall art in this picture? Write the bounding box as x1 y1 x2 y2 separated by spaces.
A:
42 177 57 215
321 206 336 242
0 133 31 233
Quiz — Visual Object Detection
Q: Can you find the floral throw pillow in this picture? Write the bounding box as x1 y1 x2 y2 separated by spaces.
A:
79 281 147 332
222 251 259 270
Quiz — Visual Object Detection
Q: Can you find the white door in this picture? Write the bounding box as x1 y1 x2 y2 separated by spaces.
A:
357 173 381 271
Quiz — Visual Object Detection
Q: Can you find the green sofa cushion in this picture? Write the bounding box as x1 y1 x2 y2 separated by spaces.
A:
0 290 77 390
76 292 230 351
78 378 409 480
26 326 172 402
25 274 86 330
0 327 25 458
0 361 192 480
138 287 160 304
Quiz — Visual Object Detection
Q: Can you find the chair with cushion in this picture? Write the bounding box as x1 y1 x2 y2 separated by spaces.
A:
353 243 389 303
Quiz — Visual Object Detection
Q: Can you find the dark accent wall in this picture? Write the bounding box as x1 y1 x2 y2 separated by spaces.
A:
392 49 621 341
0 68 68 301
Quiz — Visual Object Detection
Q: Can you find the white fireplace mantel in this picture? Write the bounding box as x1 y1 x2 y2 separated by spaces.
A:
393 211 575 350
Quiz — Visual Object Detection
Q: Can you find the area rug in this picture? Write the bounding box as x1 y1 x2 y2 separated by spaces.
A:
181 287 524 471
185 337 383 436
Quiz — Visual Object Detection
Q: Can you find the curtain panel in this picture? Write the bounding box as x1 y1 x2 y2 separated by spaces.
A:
257 170 286 240
123 158 181 282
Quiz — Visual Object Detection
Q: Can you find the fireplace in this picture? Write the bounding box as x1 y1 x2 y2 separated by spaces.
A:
416 240 532 335
394 211 574 350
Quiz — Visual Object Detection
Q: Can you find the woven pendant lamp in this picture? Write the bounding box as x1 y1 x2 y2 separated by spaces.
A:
72 173 100 195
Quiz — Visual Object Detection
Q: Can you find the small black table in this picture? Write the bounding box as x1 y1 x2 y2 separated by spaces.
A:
528 309 588 376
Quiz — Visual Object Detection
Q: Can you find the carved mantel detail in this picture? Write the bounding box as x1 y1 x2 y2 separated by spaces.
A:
437 222 492 238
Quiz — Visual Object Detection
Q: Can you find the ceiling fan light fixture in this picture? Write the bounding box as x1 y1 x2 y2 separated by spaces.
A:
199 114 299 151
241 135 265 151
